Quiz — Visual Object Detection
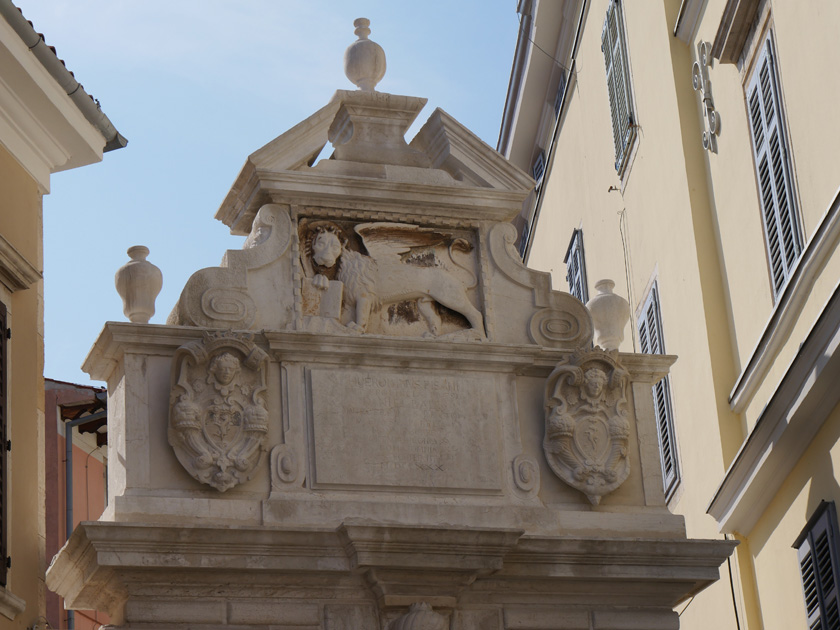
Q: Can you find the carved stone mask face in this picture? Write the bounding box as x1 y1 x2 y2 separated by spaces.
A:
583 368 607 399
312 231 342 267
211 353 241 386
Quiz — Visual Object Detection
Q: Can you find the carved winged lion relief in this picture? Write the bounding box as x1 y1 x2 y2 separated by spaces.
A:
543 348 631 504
168 331 269 492
299 219 485 339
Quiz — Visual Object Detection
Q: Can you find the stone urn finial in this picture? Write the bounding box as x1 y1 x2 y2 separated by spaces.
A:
586 279 630 351
344 17 386 91
115 245 163 324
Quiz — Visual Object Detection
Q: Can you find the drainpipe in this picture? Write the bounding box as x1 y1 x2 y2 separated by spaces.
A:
63 409 106 630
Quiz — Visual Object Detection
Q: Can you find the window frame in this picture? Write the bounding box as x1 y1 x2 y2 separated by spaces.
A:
745 29 802 300
794 501 840 629
563 229 589 304
601 0 637 175
531 150 546 189
0 301 6 587
636 282 680 499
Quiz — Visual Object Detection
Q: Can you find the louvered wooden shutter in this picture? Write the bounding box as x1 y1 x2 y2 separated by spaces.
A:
532 151 546 185
602 0 635 173
554 70 568 116
798 503 840 630
637 285 679 497
746 34 801 298
0 302 7 586
564 230 589 303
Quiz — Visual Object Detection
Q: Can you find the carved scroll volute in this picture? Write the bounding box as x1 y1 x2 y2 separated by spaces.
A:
543 348 631 504
488 223 593 348
168 331 270 492
167 203 292 330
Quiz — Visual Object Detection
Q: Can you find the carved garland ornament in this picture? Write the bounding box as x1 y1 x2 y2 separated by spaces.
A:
543 348 630 504
168 331 269 492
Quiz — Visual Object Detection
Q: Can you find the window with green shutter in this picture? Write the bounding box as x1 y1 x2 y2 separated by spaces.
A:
637 283 680 498
746 32 802 299
601 0 636 174
564 229 589 304
795 502 840 630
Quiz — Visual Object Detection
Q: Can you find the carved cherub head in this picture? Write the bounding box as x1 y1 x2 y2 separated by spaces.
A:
581 367 608 403
310 226 345 268
209 352 241 387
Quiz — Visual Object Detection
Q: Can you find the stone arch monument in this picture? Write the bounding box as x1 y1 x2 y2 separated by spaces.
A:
48 19 734 630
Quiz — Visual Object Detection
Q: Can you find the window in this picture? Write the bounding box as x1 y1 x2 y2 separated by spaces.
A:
532 150 546 187
564 229 589 303
795 501 840 629
518 220 530 260
601 0 636 174
746 32 802 298
637 283 680 498
0 302 6 586
554 70 567 117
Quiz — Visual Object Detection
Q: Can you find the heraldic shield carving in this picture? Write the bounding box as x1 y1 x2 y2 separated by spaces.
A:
543 348 630 505
168 331 269 492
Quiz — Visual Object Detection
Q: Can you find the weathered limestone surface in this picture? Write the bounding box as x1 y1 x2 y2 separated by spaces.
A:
47 22 734 630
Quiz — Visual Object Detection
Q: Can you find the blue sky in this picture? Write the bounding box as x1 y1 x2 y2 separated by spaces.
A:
14 1 520 385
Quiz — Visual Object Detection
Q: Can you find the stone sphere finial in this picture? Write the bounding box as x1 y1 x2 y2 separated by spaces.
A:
344 17 386 92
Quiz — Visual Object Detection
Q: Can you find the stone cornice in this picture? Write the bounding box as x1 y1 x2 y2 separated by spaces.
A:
730 186 840 413
82 321 675 385
711 0 761 64
0 232 40 292
48 521 736 617
673 0 707 42
0 586 25 620
256 170 528 223
710 280 840 534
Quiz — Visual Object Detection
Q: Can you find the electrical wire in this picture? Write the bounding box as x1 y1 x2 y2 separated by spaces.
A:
518 13 574 74
618 206 637 352
678 595 695 616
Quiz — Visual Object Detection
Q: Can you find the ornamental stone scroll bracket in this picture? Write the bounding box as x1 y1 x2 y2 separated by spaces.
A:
168 330 270 492
488 222 593 349
167 203 292 330
543 348 631 505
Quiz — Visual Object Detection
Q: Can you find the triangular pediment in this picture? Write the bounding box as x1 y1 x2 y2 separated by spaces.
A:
409 108 535 193
215 101 340 234
216 92 535 235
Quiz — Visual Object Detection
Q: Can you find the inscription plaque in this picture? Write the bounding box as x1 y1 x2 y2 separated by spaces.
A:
308 368 502 492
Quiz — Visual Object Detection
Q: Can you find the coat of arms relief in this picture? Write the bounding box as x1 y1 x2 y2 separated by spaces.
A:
168 331 269 492
299 218 485 339
543 348 631 504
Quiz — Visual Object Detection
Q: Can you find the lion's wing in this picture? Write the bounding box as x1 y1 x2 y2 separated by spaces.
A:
355 222 449 262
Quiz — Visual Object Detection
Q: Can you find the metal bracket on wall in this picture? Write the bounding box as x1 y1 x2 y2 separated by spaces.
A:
692 41 720 152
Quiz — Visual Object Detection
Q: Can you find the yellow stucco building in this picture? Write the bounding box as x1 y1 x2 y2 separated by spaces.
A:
500 0 840 628
0 1 123 626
